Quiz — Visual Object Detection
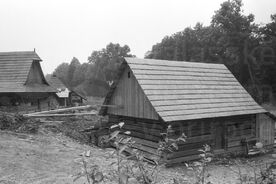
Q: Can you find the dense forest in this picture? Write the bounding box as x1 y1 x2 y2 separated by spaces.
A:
50 0 276 104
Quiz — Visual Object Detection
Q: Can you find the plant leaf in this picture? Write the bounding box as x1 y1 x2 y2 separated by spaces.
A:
118 122 125 128
119 145 128 154
110 124 119 129
124 131 131 135
109 130 120 140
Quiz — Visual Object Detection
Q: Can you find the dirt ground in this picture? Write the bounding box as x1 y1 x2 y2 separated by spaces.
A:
0 122 275 184
0 130 102 184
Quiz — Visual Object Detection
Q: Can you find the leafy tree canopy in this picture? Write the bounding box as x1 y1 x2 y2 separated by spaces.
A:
146 0 276 103
51 43 134 97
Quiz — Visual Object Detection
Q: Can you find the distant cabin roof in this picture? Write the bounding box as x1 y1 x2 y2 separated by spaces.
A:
46 75 70 98
101 57 266 122
0 51 56 93
46 75 67 90
46 75 87 99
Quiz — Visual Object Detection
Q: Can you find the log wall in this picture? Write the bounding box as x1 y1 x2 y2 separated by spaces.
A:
108 114 258 165
225 115 256 153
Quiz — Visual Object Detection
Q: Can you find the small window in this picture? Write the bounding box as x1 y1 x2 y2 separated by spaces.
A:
127 71 131 78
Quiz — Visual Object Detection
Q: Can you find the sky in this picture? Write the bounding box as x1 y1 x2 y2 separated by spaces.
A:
0 0 275 74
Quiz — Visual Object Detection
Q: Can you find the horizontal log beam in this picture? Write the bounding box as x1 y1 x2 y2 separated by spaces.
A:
24 112 97 118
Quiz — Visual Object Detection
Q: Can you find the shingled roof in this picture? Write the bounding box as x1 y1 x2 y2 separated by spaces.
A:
101 57 266 122
0 51 56 93
46 75 67 90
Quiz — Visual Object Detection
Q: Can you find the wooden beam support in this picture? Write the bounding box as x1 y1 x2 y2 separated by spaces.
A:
25 112 97 118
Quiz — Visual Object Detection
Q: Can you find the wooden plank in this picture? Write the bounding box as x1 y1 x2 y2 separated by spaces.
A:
126 58 226 69
131 143 159 156
26 105 93 115
227 135 255 142
121 116 161 124
177 141 215 151
151 98 254 107
135 74 236 81
227 140 243 148
129 64 230 73
226 120 255 126
125 121 164 130
167 148 201 159
160 105 263 117
118 135 159 148
112 142 160 163
174 134 214 145
156 102 257 112
148 93 252 101
120 118 163 129
25 112 97 117
145 89 248 95
227 126 254 135
139 79 240 86
164 109 265 122
126 131 160 142
122 125 162 137
142 84 243 90
226 145 245 153
133 69 233 78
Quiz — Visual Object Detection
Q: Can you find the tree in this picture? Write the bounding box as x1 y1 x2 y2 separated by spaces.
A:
145 0 275 103
88 43 134 82
256 14 276 103
72 62 89 87
51 43 135 97
211 0 257 83
53 62 70 86
67 57 81 87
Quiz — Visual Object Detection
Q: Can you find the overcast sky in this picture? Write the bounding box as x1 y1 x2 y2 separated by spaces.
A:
0 0 275 74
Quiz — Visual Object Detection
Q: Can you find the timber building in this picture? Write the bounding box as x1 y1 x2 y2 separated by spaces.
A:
46 74 86 107
100 58 275 165
0 51 57 112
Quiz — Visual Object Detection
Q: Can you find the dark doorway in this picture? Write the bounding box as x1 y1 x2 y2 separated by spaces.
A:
37 99 41 111
214 122 225 150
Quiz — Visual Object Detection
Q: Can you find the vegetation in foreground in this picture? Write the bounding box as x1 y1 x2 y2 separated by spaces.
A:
74 122 276 184
0 112 275 184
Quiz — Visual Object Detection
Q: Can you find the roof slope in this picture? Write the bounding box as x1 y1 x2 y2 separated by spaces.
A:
107 58 266 121
46 75 67 90
46 75 86 99
46 75 69 98
0 51 55 93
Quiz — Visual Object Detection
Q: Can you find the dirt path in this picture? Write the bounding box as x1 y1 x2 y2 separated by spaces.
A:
0 129 275 184
0 130 116 184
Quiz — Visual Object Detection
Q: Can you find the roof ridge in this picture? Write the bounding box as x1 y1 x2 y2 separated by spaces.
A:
0 51 36 54
0 51 42 61
124 57 226 67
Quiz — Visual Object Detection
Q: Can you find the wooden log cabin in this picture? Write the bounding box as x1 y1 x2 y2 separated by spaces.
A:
0 51 58 113
46 74 86 107
99 58 275 165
